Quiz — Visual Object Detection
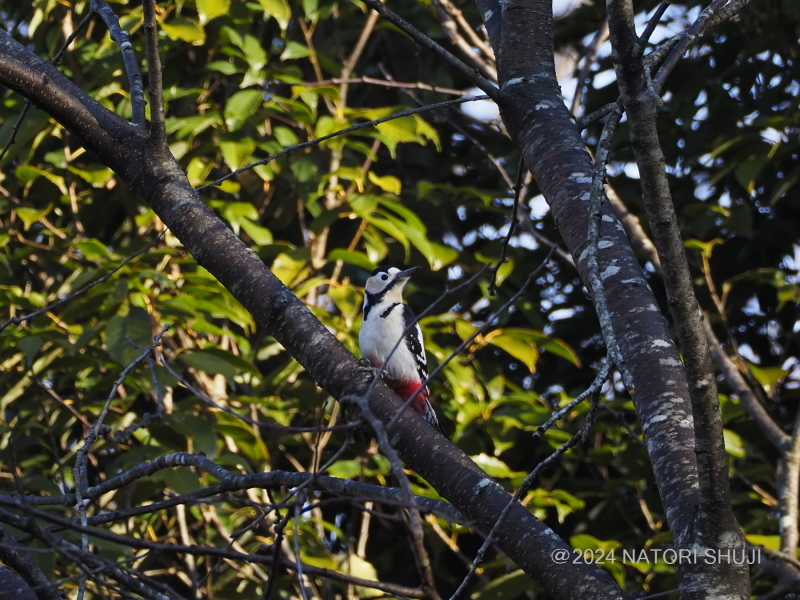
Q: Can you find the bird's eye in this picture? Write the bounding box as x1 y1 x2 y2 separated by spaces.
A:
381 274 388 280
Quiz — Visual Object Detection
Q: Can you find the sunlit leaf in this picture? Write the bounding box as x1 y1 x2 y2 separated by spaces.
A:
224 90 264 131
257 0 291 29
328 249 374 271
105 306 153 366
368 172 402 194
197 0 230 24
220 138 256 170
161 18 206 45
15 205 52 229
723 428 746 458
748 364 790 394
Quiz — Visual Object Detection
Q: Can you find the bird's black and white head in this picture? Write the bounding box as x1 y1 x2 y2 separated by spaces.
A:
362 266 419 317
365 266 418 298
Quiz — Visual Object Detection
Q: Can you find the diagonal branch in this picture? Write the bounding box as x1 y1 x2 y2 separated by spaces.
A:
359 0 499 101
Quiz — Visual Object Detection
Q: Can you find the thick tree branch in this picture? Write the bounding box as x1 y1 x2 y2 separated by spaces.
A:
606 0 747 596
0 28 620 600
0 526 61 600
475 0 700 565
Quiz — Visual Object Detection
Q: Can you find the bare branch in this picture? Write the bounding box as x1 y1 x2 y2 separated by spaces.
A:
359 0 499 101
142 0 166 146
0 526 61 600
342 393 439 599
607 0 747 591
431 0 497 81
197 95 489 192
89 0 147 127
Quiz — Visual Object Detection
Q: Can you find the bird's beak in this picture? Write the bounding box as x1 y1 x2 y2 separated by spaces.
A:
398 266 420 281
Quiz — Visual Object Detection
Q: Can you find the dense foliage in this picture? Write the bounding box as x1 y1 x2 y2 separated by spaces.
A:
0 0 798 598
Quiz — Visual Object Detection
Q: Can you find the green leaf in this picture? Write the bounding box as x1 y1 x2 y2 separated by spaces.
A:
301 0 319 20
160 461 203 494
224 90 264 131
748 364 789 394
206 60 240 75
105 306 153 366
67 164 113 187
74 239 111 262
161 17 206 45
524 488 585 523
15 205 52 229
376 116 419 145
327 460 363 479
470 453 524 479
328 284 360 326
328 249 374 271
734 142 772 194
280 41 311 60
166 114 222 140
368 172 402 194
414 114 441 151
745 534 780 551
257 0 291 29
240 220 273 245
15 165 68 194
723 428 745 458
485 329 540 372
186 156 214 186
273 126 299 147
220 138 256 170
179 348 257 378
18 336 42 365
197 0 230 24
271 250 310 287
470 570 528 600
336 555 381 598
172 413 218 457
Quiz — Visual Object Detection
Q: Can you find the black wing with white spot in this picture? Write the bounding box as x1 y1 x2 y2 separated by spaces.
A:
402 304 428 387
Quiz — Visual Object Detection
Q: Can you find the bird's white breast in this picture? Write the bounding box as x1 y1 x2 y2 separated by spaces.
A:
359 308 421 383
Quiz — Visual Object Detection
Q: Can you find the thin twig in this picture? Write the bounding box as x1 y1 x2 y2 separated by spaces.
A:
341 393 440 599
449 371 605 600
197 95 488 192
296 76 472 96
431 0 498 81
71 324 170 597
489 157 526 294
360 0 498 101
584 102 626 378
653 0 730 93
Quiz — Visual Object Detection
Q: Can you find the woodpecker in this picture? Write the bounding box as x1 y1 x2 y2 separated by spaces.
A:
359 266 442 432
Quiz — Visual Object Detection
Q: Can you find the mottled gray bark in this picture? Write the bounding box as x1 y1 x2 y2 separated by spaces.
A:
474 0 701 552
606 0 748 596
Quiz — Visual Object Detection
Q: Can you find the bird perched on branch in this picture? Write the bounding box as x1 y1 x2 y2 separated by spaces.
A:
359 266 442 432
